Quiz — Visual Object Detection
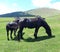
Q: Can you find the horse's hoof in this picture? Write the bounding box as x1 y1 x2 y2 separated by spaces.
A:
18 39 20 42
8 39 9 41
48 35 52 37
18 40 20 42
35 37 38 39
21 37 24 39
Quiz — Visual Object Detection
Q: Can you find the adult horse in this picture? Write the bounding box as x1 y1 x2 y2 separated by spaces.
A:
17 16 52 41
6 19 19 40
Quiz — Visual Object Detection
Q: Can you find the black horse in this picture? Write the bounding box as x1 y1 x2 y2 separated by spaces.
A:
17 16 52 41
6 19 19 40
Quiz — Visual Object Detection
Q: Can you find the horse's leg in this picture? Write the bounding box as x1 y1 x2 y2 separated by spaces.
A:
18 29 20 41
34 28 39 39
14 29 17 37
10 30 13 40
18 27 24 41
6 30 9 40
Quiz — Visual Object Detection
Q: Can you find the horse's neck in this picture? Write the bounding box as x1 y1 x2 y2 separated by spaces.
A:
42 22 50 30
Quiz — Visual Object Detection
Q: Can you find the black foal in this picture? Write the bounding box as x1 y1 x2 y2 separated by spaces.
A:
6 20 19 40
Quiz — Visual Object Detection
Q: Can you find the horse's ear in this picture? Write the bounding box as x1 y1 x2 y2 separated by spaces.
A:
17 20 19 23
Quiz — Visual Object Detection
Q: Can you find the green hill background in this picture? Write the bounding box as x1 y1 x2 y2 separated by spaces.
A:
26 8 60 17
0 8 60 17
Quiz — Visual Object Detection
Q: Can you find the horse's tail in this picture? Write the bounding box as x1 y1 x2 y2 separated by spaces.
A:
42 20 52 37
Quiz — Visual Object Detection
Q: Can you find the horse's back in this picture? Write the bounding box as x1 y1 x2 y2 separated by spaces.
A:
19 17 44 28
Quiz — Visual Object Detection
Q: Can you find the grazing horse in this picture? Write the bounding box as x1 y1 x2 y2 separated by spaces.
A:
6 19 19 40
17 16 52 41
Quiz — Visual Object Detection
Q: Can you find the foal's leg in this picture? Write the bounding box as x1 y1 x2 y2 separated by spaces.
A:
34 28 39 39
6 30 9 40
10 30 13 40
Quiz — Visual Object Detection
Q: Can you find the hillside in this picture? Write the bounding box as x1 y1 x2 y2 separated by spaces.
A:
26 8 60 17
0 11 34 17
0 8 60 17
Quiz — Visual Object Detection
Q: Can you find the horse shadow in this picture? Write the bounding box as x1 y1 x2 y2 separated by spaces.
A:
23 35 55 42
13 34 55 42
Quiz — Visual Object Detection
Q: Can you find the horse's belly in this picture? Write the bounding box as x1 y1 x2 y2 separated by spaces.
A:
27 26 35 28
26 24 36 28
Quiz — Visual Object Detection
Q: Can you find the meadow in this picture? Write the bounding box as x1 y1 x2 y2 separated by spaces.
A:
0 16 60 52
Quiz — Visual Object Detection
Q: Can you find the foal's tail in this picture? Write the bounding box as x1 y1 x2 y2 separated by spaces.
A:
6 25 8 30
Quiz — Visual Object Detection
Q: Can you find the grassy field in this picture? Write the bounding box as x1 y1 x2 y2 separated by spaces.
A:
0 16 60 52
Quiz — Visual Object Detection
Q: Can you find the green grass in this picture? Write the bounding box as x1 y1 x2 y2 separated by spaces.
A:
0 17 60 52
